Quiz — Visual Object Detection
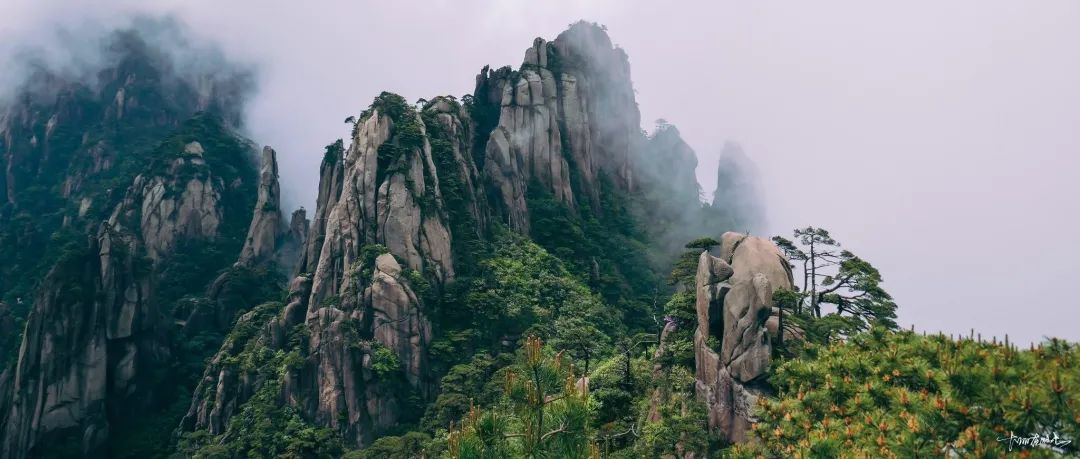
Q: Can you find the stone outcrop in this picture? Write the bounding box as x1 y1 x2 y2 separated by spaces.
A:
299 96 452 447
183 94 463 448
180 275 312 436
0 19 786 456
474 21 644 231
0 222 174 458
296 141 345 276
237 146 285 266
121 141 223 262
308 101 454 309
366 254 431 395
303 253 431 446
694 232 794 444
423 96 486 235
234 145 307 275
2 242 111 458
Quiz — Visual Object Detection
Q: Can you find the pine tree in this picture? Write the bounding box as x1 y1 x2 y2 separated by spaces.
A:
445 336 598 459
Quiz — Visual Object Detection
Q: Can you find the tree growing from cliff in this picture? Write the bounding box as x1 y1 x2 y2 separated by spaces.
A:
773 227 897 338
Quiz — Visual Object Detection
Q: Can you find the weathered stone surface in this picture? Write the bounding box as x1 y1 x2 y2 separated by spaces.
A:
309 108 455 310
297 142 345 276
0 128 253 457
474 22 644 231
238 146 285 266
718 232 746 263
480 64 573 232
111 149 224 262
0 253 110 458
181 275 312 436
292 99 462 447
302 252 432 448
0 222 173 458
365 254 431 397
425 96 486 233
694 234 794 444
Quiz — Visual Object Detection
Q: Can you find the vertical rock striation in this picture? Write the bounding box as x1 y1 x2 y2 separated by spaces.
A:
473 21 644 232
237 146 285 266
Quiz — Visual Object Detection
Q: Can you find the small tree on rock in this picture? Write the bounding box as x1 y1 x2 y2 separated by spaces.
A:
772 227 897 338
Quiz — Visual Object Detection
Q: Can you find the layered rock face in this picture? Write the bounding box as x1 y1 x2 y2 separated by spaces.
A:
0 29 250 331
0 18 782 455
176 23 708 451
296 140 346 276
309 97 455 304
474 21 643 231
300 95 464 446
694 232 794 443
123 141 225 262
0 127 259 457
182 94 473 448
238 146 285 266
302 252 431 445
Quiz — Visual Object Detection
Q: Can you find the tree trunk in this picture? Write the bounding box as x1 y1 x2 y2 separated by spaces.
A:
810 239 820 318
800 258 809 314
777 302 785 349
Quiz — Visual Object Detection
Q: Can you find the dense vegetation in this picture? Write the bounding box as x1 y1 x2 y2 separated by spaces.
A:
734 329 1079 458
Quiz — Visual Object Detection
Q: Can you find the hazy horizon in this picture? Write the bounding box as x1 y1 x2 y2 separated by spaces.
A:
3 0 1077 346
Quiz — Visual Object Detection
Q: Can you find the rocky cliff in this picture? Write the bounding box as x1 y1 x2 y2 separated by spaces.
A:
473 22 644 231
0 116 268 457
0 24 270 456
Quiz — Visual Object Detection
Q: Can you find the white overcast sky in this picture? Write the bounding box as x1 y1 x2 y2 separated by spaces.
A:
2 1 1078 345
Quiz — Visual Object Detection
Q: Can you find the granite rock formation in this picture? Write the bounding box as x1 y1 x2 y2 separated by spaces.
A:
694 231 794 443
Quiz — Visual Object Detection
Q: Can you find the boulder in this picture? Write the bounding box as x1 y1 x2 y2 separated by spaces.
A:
694 234 795 444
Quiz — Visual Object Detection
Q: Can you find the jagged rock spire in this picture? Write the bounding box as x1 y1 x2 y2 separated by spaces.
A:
238 146 285 266
712 142 766 234
475 21 644 232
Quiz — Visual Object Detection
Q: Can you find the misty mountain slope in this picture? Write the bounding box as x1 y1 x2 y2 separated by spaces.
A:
1 15 1076 459
0 26 251 362
0 26 298 458
174 21 757 457
0 20 779 459
711 141 765 234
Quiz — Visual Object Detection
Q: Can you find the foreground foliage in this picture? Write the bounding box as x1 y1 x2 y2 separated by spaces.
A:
734 328 1080 458
444 336 597 458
